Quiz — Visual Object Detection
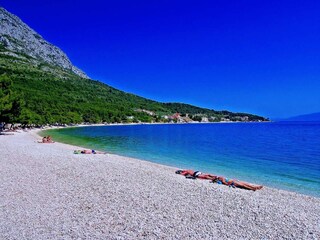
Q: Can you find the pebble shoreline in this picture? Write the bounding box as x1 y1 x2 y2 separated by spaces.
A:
0 131 319 239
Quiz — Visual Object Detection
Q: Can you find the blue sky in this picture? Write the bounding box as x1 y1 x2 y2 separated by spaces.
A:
1 0 320 119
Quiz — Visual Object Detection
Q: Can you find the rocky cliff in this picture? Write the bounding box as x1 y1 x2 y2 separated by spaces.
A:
0 7 88 78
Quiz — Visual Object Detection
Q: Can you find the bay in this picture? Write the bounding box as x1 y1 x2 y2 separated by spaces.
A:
42 122 320 197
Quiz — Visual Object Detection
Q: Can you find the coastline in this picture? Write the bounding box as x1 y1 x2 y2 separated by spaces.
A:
36 120 273 131
41 122 320 198
0 130 319 239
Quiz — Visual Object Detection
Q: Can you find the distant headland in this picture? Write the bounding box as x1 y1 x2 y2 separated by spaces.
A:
281 112 320 122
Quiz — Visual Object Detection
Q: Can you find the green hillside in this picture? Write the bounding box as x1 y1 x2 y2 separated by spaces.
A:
0 46 268 125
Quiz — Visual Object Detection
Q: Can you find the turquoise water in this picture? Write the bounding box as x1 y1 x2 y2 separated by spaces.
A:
43 122 320 197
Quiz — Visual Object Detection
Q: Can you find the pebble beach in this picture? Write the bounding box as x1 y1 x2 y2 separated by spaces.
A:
0 131 319 239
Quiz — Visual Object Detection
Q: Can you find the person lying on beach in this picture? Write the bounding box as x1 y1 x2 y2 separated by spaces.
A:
176 169 263 191
74 149 106 154
212 176 263 191
175 169 217 180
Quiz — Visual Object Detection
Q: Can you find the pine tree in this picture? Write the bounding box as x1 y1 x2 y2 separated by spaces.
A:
0 74 23 125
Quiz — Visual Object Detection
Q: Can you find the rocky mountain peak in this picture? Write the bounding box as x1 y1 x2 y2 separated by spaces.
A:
0 7 88 78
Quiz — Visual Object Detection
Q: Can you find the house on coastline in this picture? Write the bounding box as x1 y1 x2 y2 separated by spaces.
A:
167 113 193 123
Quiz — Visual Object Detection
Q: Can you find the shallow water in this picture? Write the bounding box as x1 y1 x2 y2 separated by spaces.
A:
42 122 320 197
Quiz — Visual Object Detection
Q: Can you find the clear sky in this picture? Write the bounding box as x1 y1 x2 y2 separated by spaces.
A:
1 0 320 119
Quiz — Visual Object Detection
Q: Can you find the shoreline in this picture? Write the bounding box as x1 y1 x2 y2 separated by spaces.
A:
34 120 273 131
1 130 319 239
40 123 318 198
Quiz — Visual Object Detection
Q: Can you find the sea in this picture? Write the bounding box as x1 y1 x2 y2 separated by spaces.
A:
42 122 320 197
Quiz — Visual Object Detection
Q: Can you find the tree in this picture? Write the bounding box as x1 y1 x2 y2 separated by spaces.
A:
18 109 43 126
191 115 203 122
65 112 82 124
0 74 23 124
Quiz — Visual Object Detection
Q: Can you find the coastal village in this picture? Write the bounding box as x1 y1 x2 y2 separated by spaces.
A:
159 112 250 123
132 109 254 124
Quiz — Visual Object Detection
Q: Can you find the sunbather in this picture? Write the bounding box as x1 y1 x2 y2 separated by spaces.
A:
176 169 263 191
175 169 217 180
74 149 106 154
212 176 263 191
46 136 54 143
41 136 54 143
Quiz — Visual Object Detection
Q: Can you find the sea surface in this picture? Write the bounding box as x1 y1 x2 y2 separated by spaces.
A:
42 122 320 197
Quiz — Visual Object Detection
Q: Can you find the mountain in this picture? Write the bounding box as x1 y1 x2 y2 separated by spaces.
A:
283 112 320 122
0 7 268 125
0 7 87 78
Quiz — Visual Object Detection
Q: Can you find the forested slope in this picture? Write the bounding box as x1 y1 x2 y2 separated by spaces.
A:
0 48 267 125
